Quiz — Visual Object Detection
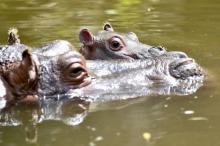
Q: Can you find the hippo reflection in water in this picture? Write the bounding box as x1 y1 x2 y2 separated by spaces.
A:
0 28 204 104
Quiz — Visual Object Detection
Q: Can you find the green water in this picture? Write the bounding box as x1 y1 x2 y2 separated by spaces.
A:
0 0 220 146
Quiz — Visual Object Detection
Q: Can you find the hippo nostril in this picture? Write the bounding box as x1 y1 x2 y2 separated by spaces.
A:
157 46 165 51
178 53 188 58
175 52 188 58
164 51 188 59
148 46 166 57
179 54 187 58
151 46 166 52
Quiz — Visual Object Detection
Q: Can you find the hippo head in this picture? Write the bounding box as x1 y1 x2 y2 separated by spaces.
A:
0 36 92 101
35 41 92 97
79 23 167 60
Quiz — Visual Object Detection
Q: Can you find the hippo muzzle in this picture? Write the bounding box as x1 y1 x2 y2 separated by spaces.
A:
169 58 203 79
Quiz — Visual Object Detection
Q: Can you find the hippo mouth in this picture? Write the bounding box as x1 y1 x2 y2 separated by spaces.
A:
169 58 203 79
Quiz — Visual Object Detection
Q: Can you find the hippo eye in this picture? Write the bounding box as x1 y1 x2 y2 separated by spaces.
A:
66 62 88 80
109 37 124 51
69 67 85 77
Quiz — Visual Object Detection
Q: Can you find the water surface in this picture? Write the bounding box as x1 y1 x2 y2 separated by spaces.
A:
0 0 220 146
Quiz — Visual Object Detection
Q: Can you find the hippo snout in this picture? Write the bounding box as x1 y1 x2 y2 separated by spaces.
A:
169 58 203 79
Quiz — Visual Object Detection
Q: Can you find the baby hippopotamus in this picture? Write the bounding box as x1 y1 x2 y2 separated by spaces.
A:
79 23 167 60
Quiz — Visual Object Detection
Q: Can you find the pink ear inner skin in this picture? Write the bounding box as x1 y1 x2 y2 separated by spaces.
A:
79 29 93 45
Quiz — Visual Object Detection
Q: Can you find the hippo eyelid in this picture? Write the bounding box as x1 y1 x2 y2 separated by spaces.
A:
108 35 125 45
65 62 84 69
69 67 86 77
65 62 88 79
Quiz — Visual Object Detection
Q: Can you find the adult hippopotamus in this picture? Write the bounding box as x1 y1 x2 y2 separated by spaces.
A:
0 29 91 103
0 28 204 105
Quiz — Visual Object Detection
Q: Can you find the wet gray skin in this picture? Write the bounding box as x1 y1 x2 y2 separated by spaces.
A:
79 23 167 60
75 55 203 102
0 29 203 104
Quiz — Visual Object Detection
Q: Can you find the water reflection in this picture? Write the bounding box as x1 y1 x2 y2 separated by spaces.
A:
0 76 204 144
0 98 90 143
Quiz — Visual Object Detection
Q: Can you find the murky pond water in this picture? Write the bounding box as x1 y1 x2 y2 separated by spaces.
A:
0 0 220 146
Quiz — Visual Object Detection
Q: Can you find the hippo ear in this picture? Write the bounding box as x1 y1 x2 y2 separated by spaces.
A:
103 22 114 31
79 29 94 46
22 50 34 67
21 49 38 82
8 28 20 45
6 49 38 95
